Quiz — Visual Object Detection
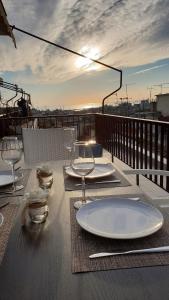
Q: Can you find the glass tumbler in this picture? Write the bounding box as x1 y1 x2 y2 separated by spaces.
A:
26 189 49 224
36 165 53 190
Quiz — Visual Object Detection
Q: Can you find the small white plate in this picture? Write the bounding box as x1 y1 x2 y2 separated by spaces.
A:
0 171 19 187
65 163 115 179
76 198 164 239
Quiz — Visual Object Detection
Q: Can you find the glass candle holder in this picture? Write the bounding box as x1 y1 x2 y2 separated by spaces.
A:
25 189 49 224
36 165 53 190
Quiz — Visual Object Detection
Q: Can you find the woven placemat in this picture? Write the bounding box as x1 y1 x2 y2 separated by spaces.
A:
0 169 31 265
70 194 169 273
64 168 130 191
0 203 18 265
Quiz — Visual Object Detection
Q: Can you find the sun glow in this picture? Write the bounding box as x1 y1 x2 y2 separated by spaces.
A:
75 46 101 70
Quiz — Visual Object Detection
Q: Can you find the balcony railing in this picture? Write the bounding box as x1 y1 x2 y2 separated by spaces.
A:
95 114 169 192
1 113 169 192
0 114 96 141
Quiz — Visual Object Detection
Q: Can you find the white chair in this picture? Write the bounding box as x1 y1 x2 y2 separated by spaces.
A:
123 168 169 188
123 168 169 201
22 127 76 164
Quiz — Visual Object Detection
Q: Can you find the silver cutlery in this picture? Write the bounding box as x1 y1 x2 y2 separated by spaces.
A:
0 188 24 195
0 194 23 198
89 246 169 258
87 197 140 202
0 191 16 195
159 204 169 208
0 201 9 209
15 166 21 171
75 179 121 186
128 197 140 201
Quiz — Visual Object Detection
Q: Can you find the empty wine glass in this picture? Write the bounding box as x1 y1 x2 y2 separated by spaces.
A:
63 127 76 168
1 136 23 192
71 141 95 209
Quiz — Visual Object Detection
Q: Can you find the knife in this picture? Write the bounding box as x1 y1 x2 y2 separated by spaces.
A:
0 193 23 197
75 179 121 186
89 246 169 258
0 201 9 209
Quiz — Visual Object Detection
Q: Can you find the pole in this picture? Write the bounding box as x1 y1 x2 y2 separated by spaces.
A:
10 25 122 114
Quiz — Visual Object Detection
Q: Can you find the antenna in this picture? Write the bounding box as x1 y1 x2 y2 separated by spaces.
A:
152 83 169 94
147 87 155 102
124 83 136 99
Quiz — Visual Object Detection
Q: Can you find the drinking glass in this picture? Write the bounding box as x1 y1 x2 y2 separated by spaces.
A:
63 127 76 168
1 136 23 192
36 165 53 190
25 189 49 224
71 141 95 209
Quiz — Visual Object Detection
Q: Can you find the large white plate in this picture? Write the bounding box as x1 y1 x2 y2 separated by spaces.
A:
76 198 164 239
0 171 19 187
65 163 115 179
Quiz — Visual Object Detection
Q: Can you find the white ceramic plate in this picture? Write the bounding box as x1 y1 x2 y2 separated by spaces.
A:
76 198 164 239
65 163 115 179
0 171 19 187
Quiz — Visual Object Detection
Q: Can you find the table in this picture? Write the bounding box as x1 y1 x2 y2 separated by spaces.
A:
0 161 169 300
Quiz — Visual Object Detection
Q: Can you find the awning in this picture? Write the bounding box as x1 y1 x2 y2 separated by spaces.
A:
0 0 16 47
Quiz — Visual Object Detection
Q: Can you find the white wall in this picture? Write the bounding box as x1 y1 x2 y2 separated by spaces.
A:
156 94 169 117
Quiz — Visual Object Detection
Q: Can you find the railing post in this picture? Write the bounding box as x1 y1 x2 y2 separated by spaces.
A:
0 118 8 137
166 125 169 192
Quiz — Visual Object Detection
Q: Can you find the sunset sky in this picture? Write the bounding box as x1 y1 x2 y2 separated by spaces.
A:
0 0 169 109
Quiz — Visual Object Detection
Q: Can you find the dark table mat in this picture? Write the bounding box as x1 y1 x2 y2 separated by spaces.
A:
70 194 169 273
0 169 31 265
0 203 19 265
64 167 131 191
0 169 30 196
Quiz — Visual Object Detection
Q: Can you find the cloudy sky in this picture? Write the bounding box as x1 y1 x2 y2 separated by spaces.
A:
1 0 169 108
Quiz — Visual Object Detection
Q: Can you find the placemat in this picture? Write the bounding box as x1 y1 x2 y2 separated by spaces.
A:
70 194 169 273
64 168 131 191
0 169 31 265
0 169 30 195
0 203 18 265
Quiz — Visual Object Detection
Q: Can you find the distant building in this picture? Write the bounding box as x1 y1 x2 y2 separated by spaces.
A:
140 100 150 111
156 93 169 117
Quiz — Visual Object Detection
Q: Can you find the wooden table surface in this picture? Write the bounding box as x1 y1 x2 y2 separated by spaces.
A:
0 161 169 300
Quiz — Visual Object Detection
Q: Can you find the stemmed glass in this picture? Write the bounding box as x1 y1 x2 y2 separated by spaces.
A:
71 141 95 209
1 136 23 192
63 127 76 168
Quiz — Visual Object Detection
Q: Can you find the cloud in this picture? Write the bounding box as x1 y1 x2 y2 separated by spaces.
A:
131 63 169 75
0 0 169 84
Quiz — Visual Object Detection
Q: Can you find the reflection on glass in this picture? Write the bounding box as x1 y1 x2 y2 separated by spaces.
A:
63 127 76 167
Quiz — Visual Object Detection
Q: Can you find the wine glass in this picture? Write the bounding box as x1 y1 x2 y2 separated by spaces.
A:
71 141 95 209
1 136 23 192
63 127 76 168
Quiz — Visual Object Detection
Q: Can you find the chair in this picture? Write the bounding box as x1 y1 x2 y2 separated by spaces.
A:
22 127 76 164
90 143 103 157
